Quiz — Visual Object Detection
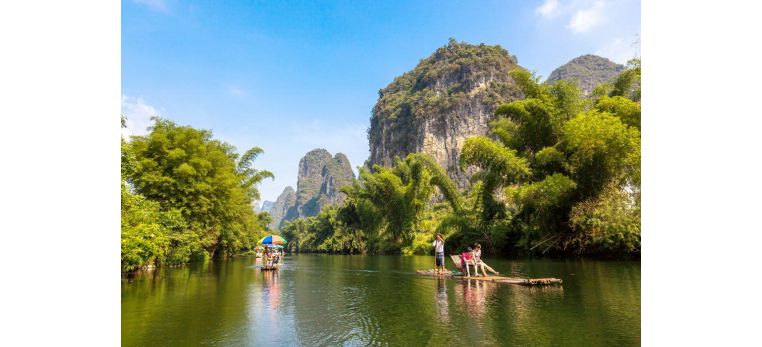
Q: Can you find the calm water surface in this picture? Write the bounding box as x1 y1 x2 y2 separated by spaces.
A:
122 255 640 346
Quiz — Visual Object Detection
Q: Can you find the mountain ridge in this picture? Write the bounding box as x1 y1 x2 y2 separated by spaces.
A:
366 39 524 187
270 149 355 229
545 54 625 96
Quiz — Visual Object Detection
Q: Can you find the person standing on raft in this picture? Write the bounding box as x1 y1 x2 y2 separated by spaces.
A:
432 233 446 274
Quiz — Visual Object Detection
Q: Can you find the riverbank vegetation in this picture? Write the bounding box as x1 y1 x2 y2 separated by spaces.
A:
121 119 273 271
122 62 640 269
282 62 641 258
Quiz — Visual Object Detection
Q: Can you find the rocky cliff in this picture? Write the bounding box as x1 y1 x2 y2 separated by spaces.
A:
268 186 295 229
546 54 624 96
273 149 355 229
257 200 274 213
367 39 523 187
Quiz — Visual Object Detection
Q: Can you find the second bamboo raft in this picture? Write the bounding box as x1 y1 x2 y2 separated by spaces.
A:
415 269 562 285
415 254 562 286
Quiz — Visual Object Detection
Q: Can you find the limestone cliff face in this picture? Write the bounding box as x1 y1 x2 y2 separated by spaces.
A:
319 152 354 206
367 39 523 187
546 54 624 96
258 200 274 213
275 149 355 228
269 186 295 229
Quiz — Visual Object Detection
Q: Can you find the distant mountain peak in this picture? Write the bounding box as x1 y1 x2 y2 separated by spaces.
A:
546 54 624 96
269 149 355 229
268 186 296 229
258 200 275 213
367 40 523 187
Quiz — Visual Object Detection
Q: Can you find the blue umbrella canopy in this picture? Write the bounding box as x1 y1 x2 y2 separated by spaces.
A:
259 235 287 245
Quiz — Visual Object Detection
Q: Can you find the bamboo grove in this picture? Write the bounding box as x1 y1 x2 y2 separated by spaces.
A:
122 61 641 270
121 119 274 271
281 61 641 258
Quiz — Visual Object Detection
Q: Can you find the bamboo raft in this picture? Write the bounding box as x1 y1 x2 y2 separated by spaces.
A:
415 270 561 285
257 257 280 271
415 254 562 286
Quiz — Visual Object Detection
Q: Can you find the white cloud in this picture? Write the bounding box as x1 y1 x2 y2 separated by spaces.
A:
132 0 168 12
595 35 641 64
121 95 159 139
567 1 606 34
228 86 244 97
536 0 561 18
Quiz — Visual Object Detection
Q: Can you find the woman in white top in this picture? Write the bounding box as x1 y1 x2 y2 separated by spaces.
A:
473 243 499 276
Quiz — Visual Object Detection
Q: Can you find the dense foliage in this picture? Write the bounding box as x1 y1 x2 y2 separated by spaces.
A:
283 64 641 258
281 154 459 254
121 180 192 271
372 38 520 122
122 61 641 264
121 118 273 271
454 66 640 256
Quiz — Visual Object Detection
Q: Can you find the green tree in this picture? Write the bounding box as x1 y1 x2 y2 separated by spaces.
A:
280 153 460 255
452 67 640 256
280 206 368 254
343 153 461 248
121 181 193 271
125 118 273 259
561 110 640 198
236 64 642 258
569 184 641 254
594 96 641 129
610 59 641 101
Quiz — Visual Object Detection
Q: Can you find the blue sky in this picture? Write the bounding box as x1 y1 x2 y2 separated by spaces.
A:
122 0 640 204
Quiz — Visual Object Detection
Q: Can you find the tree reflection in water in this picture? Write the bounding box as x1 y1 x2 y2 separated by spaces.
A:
123 255 638 346
455 279 497 319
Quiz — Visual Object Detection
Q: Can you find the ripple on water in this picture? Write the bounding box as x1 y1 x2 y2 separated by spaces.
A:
122 255 640 346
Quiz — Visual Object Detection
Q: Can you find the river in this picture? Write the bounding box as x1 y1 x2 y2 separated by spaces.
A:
122 254 640 346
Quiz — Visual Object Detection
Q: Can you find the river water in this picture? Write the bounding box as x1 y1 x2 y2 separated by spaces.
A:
122 254 640 346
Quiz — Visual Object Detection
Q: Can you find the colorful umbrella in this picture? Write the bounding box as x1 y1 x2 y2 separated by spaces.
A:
259 235 287 245
267 244 283 249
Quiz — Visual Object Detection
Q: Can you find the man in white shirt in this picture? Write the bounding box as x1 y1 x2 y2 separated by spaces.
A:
432 233 446 274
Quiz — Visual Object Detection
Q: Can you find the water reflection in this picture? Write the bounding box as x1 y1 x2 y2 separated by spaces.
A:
123 255 640 346
455 279 497 319
435 277 449 323
262 270 281 309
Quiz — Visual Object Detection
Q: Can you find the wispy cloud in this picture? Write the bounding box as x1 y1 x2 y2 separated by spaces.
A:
595 35 640 64
535 1 613 35
228 86 245 97
121 95 159 139
567 1 606 34
536 0 561 19
132 0 169 13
